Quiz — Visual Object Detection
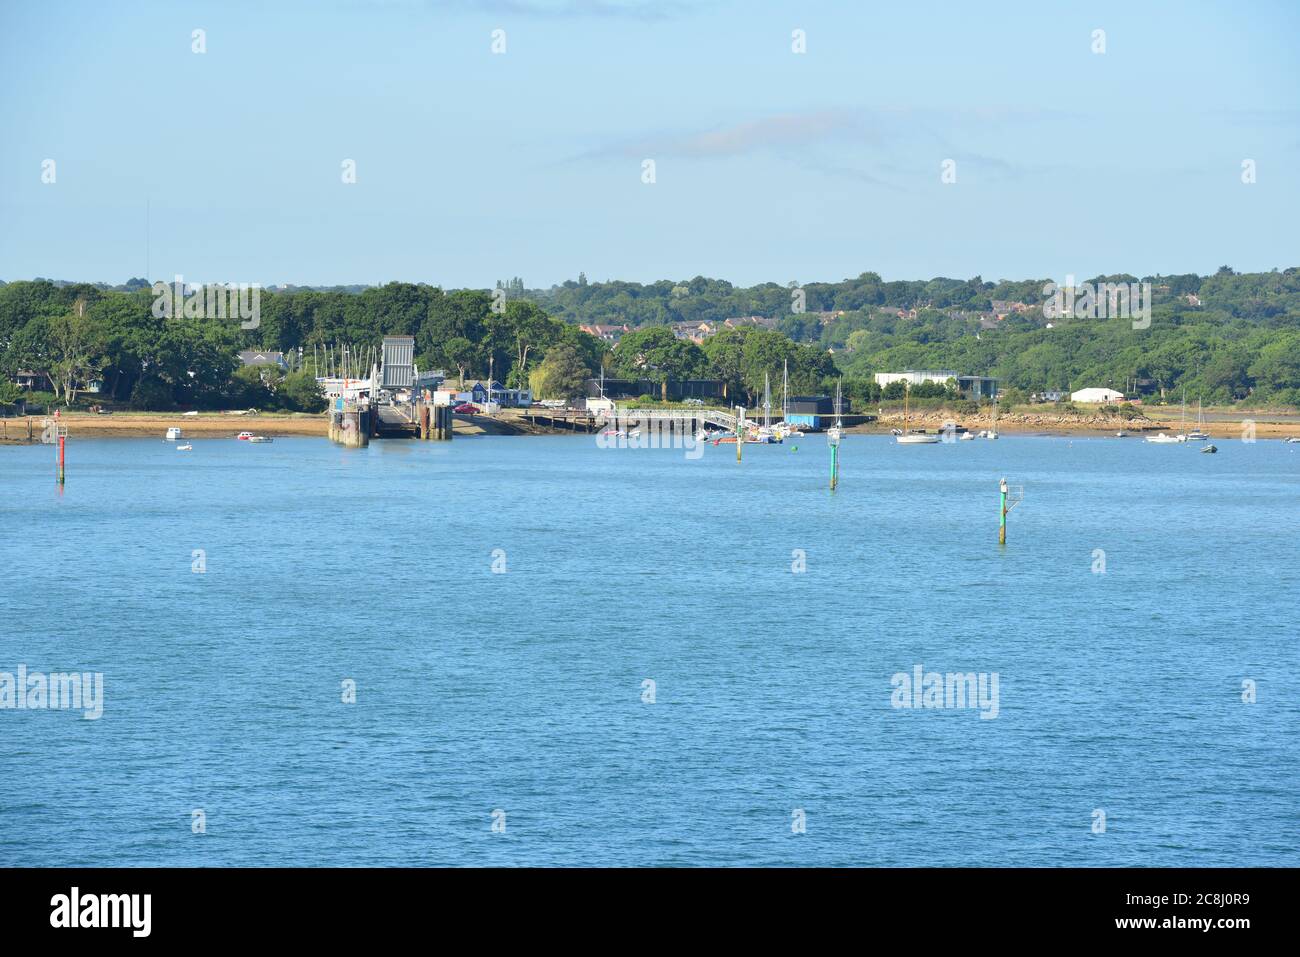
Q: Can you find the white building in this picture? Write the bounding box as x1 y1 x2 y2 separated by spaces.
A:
874 370 999 400
1070 387 1125 403
874 370 960 389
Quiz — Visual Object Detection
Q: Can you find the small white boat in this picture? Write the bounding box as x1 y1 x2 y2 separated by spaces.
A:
165 427 183 441
981 399 1000 439
1145 433 1184 444
176 443 193 451
1286 436 1300 444
247 435 273 443
236 431 255 441
960 431 975 440
1200 444 1218 454
1115 431 1128 438
182 410 198 417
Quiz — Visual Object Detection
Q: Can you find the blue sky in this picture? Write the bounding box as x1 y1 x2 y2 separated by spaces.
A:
2 0 1297 288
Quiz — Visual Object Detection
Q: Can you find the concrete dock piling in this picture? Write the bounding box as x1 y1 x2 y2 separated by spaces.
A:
435 404 452 440
328 405 370 448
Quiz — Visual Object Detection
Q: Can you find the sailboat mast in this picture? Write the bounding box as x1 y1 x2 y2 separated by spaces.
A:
782 359 789 422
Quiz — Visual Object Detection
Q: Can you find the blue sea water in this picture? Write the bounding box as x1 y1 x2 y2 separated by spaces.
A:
1 432 1297 866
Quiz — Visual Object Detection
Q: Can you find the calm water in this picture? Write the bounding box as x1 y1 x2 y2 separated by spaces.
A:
2 432 1297 866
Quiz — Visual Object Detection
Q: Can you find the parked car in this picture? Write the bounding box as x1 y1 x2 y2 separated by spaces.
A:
453 403 480 414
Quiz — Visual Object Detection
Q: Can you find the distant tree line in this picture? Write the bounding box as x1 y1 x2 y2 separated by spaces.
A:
3 265 1299 411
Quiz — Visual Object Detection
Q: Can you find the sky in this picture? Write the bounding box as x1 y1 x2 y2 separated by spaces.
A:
1 0 1298 289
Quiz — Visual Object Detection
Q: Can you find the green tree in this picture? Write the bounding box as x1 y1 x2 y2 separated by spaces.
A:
442 337 475 387
612 326 708 382
529 343 591 401
46 303 107 404
278 369 326 412
0 379 24 410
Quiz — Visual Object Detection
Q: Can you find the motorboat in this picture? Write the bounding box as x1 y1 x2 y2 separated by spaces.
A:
165 427 183 441
175 443 193 451
247 435 273 443
1200 444 1218 454
237 431 255 440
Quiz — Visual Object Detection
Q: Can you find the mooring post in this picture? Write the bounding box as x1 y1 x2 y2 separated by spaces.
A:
999 477 1008 545
57 429 66 485
829 433 839 490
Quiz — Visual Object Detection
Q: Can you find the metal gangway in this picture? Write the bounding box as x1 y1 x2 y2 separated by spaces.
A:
595 407 744 432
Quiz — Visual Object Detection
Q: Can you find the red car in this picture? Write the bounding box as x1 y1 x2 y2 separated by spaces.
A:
453 403 480 414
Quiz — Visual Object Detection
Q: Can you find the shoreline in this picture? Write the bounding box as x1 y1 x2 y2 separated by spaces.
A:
846 409 1300 439
4 408 1299 441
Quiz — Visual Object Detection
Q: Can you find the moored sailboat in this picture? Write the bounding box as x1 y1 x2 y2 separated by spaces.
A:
826 379 844 446
1187 398 1210 441
896 382 940 444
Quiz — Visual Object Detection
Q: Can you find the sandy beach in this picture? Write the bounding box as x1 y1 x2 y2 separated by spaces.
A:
0 410 517 441
0 412 329 440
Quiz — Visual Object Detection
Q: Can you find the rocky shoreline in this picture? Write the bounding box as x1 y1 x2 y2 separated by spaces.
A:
853 408 1299 438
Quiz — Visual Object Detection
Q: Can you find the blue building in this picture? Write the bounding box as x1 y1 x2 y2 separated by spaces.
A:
784 395 837 431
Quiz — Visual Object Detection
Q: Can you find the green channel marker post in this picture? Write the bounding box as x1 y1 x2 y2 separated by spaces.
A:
828 426 841 490
999 477 1008 545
